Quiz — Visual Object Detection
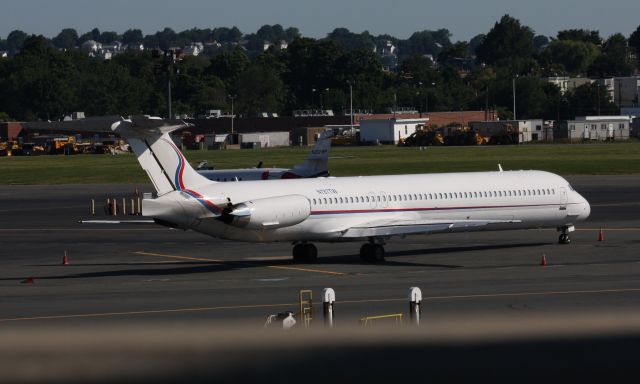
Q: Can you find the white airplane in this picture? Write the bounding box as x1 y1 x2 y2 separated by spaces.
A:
196 130 333 181
112 116 590 262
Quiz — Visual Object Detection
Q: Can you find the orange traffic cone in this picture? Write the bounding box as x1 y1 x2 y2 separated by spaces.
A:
62 250 69 265
598 228 604 242
21 277 34 284
541 254 548 266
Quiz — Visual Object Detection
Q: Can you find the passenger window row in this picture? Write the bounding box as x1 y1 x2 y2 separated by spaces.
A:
312 188 556 206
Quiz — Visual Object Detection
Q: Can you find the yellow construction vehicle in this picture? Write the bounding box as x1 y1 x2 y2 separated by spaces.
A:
402 126 444 146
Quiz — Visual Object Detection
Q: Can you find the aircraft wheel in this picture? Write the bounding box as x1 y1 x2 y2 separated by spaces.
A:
292 243 305 261
360 243 373 262
372 244 386 262
360 243 385 262
558 233 571 244
293 243 317 262
304 243 318 262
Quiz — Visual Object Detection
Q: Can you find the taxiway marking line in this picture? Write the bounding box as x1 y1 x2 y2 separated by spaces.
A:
133 251 345 276
338 287 640 304
2 287 638 323
0 228 162 232
0 303 295 323
267 265 345 276
134 251 224 263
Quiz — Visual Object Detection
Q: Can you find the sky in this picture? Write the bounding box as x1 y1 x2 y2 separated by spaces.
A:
2 0 639 41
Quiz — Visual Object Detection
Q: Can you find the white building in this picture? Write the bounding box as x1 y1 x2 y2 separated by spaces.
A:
557 116 631 141
359 118 429 144
543 76 593 95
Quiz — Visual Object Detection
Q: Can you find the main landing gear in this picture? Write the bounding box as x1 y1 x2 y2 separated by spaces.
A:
360 239 386 262
292 242 317 262
558 225 574 244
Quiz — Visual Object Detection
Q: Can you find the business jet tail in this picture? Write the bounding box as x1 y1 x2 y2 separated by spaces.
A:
289 130 333 178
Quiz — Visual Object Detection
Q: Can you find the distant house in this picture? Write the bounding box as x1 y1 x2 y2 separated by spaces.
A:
262 40 288 52
80 40 102 53
0 51 9 58
543 76 593 95
183 43 204 56
125 43 145 51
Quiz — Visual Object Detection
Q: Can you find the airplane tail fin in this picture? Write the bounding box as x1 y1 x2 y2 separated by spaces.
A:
111 115 214 196
291 130 333 177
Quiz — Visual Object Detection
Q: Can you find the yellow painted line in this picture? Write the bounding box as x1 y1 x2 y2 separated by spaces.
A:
134 251 224 263
2 287 638 323
338 287 640 304
0 228 162 232
267 265 345 276
134 251 345 276
0 302 296 323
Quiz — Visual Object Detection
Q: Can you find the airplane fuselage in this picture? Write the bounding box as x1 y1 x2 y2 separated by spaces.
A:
176 170 590 243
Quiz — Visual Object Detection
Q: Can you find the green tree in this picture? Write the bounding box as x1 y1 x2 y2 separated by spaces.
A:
235 61 285 115
627 25 640 67
533 35 550 52
208 46 250 87
282 38 345 108
2 36 79 120
98 31 121 44
122 29 144 45
6 30 28 54
52 28 79 49
567 82 617 117
398 29 452 59
540 39 600 75
557 29 602 45
79 28 101 44
468 34 485 55
475 15 535 73
588 33 634 77
325 28 375 51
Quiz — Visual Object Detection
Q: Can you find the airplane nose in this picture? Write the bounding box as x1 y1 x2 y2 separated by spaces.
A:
578 198 591 221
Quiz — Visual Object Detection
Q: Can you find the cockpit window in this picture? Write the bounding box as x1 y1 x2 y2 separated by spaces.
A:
568 184 575 191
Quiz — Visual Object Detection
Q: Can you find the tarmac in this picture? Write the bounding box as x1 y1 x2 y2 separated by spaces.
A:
1 175 639 382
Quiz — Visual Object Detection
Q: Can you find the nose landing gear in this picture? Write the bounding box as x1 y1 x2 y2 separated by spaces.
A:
558 225 574 244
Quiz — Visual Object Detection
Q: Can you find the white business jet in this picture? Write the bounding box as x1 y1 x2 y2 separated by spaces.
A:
197 130 332 181
112 116 590 262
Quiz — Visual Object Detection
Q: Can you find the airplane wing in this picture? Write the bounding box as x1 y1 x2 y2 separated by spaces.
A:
339 218 521 238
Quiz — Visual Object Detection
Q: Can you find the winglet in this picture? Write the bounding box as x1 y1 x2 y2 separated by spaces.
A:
498 163 503 172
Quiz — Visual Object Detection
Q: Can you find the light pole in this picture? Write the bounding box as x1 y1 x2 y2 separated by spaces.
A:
348 81 354 130
512 75 518 120
320 88 329 111
311 88 317 111
228 94 236 134
426 82 435 114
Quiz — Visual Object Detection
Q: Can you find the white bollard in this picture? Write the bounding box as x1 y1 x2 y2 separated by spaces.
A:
408 287 422 326
323 288 336 328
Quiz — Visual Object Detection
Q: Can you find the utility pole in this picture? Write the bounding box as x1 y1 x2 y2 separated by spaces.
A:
166 49 176 119
228 94 236 134
348 81 354 130
512 76 517 120
426 82 435 114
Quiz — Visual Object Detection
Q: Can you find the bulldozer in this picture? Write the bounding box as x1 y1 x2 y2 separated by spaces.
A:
487 124 519 145
402 126 444 147
443 127 487 146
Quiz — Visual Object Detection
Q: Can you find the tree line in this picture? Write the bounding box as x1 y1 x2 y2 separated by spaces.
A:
1 15 639 122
